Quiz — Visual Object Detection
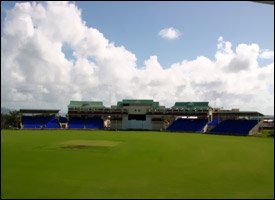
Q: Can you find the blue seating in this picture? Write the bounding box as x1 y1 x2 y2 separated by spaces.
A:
59 117 68 123
68 117 103 129
210 119 258 136
22 116 40 129
167 118 208 132
45 118 60 128
208 118 219 126
68 117 85 129
86 117 104 129
22 115 60 129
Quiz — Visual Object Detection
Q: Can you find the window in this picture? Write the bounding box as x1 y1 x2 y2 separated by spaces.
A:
128 114 146 121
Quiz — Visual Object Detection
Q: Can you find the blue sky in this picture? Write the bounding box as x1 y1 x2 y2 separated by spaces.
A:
1 1 274 114
75 1 274 67
3 1 273 67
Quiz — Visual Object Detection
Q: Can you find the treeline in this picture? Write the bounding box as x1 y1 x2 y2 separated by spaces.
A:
1 110 20 129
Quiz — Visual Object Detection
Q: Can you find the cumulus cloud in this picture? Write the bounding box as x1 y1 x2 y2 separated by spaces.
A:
259 49 274 60
1 2 274 115
158 27 181 40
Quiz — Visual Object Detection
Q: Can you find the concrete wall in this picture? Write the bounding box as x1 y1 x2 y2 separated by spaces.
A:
124 105 150 115
110 119 122 130
122 115 152 130
151 121 163 130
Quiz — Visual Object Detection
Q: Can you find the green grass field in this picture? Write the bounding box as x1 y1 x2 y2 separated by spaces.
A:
1 130 274 199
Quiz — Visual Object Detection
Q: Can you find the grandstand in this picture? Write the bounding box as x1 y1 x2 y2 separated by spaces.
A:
208 109 264 135
20 109 60 129
210 119 259 136
67 101 104 129
167 118 208 132
19 99 264 135
165 102 210 132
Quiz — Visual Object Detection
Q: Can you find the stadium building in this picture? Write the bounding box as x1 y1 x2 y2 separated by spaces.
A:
20 109 61 129
19 99 264 136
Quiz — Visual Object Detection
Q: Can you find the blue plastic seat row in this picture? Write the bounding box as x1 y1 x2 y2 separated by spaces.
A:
167 119 208 132
210 119 258 135
22 116 60 129
68 117 103 129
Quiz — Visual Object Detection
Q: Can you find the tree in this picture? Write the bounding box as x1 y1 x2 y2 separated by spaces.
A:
1 113 8 129
1 110 20 129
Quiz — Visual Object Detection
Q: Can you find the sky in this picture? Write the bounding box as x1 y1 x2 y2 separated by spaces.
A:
1 1 274 115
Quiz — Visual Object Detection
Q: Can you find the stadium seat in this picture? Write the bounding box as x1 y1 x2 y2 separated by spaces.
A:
167 119 208 132
68 117 103 129
210 119 258 136
22 115 60 129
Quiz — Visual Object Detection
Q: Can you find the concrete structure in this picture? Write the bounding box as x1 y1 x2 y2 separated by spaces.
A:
19 99 264 135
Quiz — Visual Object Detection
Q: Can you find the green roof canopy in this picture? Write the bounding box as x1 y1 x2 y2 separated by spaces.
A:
173 102 209 110
117 99 160 107
68 101 104 109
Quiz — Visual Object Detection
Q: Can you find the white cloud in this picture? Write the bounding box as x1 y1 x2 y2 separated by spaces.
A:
259 49 274 60
1 2 274 115
158 27 181 40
